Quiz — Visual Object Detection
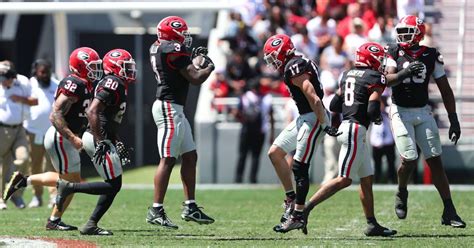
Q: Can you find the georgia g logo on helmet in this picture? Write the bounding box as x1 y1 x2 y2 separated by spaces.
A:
77 51 90 60
170 21 183 29
271 38 283 47
110 51 122 58
368 45 380 53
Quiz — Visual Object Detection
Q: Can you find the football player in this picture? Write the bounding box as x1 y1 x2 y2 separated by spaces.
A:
3 47 102 230
384 15 465 227
303 42 397 236
263 34 340 234
146 16 215 229
55 49 135 235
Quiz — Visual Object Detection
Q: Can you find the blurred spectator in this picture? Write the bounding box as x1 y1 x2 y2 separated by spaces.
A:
397 0 424 20
344 17 369 61
0 61 37 210
336 2 361 38
222 23 259 57
306 11 337 52
370 96 396 184
23 59 58 208
210 69 230 113
368 16 396 45
291 27 319 60
226 52 254 97
235 79 274 183
268 5 286 34
360 0 377 30
321 70 342 184
320 35 351 80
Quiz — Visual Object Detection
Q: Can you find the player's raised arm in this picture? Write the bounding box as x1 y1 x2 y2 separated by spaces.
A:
179 55 215 85
49 94 82 150
291 73 328 126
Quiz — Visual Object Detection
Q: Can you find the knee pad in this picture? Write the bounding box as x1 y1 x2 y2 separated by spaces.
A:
292 160 309 181
108 176 122 194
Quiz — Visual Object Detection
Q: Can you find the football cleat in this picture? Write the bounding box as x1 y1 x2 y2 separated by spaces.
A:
80 225 113 235
273 213 307 234
55 179 73 212
181 203 215 224
394 189 408 219
280 199 295 223
3 171 27 201
441 213 466 228
146 207 178 229
46 218 78 231
364 223 397 237
0 199 7 210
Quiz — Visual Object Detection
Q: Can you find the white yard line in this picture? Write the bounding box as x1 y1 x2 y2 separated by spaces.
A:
0 238 56 248
122 184 474 191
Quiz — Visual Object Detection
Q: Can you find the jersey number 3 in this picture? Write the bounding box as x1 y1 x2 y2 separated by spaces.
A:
344 77 355 106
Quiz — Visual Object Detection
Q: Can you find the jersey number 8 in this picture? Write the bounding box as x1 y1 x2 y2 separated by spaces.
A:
344 77 355 106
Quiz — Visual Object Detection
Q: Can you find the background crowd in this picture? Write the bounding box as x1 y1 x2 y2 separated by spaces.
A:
211 0 430 184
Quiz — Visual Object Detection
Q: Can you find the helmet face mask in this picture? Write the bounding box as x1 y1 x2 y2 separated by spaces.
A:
264 50 283 70
122 60 137 81
396 15 425 48
86 60 103 81
396 27 418 44
103 49 136 82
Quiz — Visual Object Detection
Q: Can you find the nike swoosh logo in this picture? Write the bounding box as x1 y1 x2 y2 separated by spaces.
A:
422 53 429 56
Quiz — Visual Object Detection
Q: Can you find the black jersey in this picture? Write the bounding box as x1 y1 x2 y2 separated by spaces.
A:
339 68 386 128
55 75 93 134
150 40 192 106
283 56 324 115
94 75 128 141
387 43 443 108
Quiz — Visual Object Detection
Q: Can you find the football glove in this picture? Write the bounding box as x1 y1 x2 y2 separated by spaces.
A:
398 61 425 80
323 126 342 137
191 46 208 59
448 113 461 145
93 140 111 167
116 141 131 167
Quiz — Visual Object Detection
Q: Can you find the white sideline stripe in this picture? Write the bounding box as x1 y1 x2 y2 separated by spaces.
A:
122 184 474 191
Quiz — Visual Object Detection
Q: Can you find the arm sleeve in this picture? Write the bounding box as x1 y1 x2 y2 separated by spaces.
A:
367 100 381 122
433 50 446 79
329 94 343 113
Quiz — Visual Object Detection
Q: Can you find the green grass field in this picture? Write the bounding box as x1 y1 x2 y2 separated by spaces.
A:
1 166 473 247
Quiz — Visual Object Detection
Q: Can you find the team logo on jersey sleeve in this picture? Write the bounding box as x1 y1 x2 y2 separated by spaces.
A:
170 21 183 28
77 51 90 60
110 51 122 58
271 38 282 47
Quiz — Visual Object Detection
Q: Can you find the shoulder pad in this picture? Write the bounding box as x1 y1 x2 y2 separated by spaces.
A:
433 48 444 64
284 56 309 78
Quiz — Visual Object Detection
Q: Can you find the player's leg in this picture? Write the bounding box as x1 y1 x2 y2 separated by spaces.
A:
148 100 181 229
249 132 265 183
390 106 418 219
359 175 397 236
180 117 214 224
372 146 383 183
268 119 297 222
415 112 465 228
275 114 324 233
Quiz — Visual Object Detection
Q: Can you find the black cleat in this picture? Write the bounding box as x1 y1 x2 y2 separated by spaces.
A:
441 213 466 228
146 207 178 229
46 218 78 231
3 171 27 201
364 223 397 237
280 199 295 223
181 203 215 224
55 179 73 212
80 225 113 235
395 189 408 219
273 213 306 234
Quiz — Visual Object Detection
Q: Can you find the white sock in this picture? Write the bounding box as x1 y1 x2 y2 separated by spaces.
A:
184 200 196 205
26 177 32 187
49 216 60 221
152 203 163 208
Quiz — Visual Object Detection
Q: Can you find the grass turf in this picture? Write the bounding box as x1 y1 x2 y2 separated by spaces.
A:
1 167 472 247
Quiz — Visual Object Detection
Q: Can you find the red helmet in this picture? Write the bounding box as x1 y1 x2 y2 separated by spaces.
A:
156 16 192 47
103 49 136 82
355 42 386 72
69 47 103 81
395 15 425 48
263 34 296 71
